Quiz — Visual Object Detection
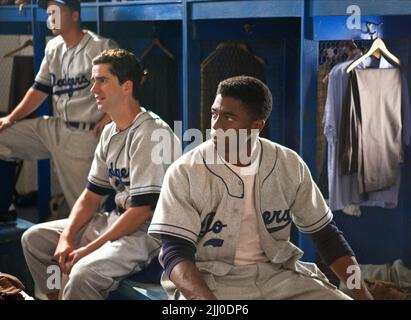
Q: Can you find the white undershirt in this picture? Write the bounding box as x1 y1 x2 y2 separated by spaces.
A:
222 143 269 266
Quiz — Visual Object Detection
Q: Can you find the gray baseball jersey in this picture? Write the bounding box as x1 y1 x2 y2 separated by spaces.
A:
34 30 118 124
87 109 180 228
148 138 332 276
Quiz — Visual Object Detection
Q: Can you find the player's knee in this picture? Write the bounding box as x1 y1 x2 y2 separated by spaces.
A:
0 144 13 158
68 261 99 287
21 226 41 251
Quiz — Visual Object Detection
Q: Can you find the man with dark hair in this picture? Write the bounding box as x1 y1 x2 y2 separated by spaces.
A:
22 48 179 300
0 0 117 222
92 48 144 101
149 76 373 300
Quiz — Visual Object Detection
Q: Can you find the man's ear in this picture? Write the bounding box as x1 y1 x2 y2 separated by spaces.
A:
123 80 133 96
253 119 265 133
72 10 80 24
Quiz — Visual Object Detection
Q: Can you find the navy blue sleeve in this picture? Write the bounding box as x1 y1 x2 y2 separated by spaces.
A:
86 181 113 196
32 81 52 95
161 234 196 278
130 193 160 209
311 220 355 265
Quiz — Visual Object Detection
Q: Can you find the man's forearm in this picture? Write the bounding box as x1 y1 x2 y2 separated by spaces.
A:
170 260 217 300
85 205 152 253
329 255 373 300
63 189 101 240
9 87 48 122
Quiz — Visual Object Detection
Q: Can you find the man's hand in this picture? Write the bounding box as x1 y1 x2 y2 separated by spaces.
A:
66 246 93 273
350 281 374 300
329 256 374 300
0 115 15 132
53 235 75 275
92 114 111 138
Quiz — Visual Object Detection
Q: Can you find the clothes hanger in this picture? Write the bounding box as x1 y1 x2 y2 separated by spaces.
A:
346 23 400 73
141 37 175 60
238 42 266 65
3 39 33 58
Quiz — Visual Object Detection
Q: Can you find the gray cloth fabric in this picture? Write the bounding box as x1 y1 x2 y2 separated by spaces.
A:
356 68 403 193
21 212 160 300
0 117 97 208
339 259 411 299
339 68 403 193
161 261 351 300
88 109 180 212
324 55 410 211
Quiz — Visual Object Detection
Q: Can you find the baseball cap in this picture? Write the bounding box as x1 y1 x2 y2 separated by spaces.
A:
38 0 81 12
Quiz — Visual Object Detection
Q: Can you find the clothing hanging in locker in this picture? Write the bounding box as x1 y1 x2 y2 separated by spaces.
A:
323 45 411 213
339 68 403 193
200 41 267 137
8 56 35 117
3 40 35 116
317 41 362 175
139 38 178 128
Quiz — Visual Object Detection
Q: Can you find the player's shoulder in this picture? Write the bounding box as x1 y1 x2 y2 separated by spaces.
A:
83 30 118 55
259 138 305 167
84 30 115 46
166 139 213 175
44 35 65 53
130 109 174 136
99 121 117 143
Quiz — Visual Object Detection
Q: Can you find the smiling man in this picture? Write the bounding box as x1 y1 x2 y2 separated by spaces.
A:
0 0 117 223
149 76 373 300
21 49 179 300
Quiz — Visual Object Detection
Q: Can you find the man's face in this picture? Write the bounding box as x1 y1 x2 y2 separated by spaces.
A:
47 2 78 36
90 63 124 114
210 94 258 156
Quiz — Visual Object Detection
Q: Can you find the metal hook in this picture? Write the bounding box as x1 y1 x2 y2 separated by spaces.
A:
151 23 159 38
243 23 255 36
365 21 383 40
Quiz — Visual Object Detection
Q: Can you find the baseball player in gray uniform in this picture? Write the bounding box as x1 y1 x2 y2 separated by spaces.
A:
148 76 373 300
21 48 180 300
0 0 117 221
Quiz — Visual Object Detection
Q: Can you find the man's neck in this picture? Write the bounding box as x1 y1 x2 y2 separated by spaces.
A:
223 139 257 167
62 27 84 48
112 101 142 131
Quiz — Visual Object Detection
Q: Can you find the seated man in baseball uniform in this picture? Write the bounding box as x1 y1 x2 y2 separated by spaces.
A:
21 49 180 300
148 76 373 300
0 0 117 222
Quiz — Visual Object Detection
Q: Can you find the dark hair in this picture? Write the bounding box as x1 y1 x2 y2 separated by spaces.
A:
217 76 272 120
92 48 144 101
